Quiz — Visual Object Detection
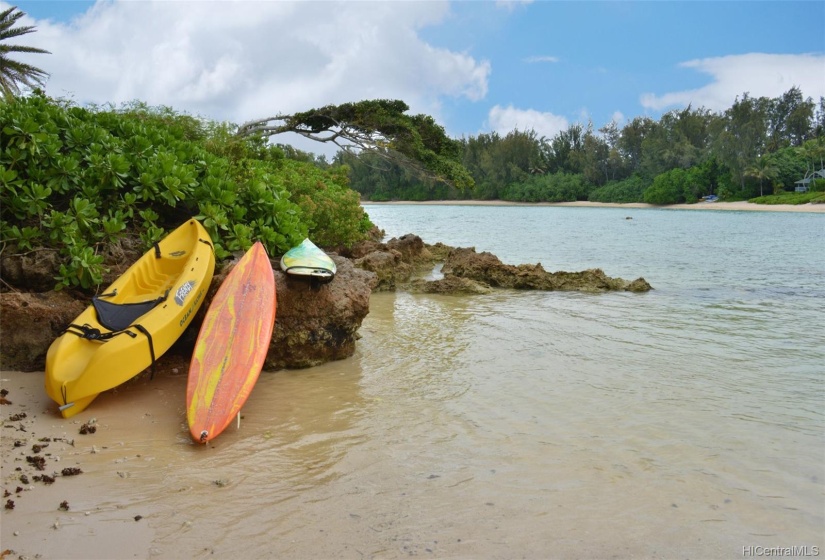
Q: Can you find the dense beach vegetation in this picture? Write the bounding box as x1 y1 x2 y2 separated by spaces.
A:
0 93 373 290
343 88 825 205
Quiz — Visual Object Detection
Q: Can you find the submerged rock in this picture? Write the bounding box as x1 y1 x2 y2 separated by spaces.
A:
348 234 652 295
442 247 652 293
408 275 493 295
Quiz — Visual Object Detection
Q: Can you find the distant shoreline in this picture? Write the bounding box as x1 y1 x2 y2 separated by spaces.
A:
362 200 825 213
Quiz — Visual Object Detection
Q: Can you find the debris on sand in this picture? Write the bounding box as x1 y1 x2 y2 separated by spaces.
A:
25 455 46 471
3 403 86 516
79 420 97 435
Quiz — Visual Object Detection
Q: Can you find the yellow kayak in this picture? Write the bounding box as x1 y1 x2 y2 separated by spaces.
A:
45 219 215 418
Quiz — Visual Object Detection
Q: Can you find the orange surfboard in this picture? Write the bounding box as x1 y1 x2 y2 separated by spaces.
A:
187 242 276 444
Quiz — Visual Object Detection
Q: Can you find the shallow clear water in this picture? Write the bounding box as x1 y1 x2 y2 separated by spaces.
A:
5 204 822 559
344 204 825 556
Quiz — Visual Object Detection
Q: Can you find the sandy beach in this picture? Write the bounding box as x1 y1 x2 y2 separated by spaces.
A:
1 358 192 560
362 199 825 213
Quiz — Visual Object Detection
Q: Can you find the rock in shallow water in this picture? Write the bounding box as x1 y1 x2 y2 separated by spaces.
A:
0 233 650 372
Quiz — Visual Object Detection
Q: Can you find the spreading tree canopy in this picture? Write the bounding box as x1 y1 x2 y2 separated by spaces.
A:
236 99 475 190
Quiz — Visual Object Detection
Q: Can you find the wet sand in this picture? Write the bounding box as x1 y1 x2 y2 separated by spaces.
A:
1 361 187 560
362 199 825 212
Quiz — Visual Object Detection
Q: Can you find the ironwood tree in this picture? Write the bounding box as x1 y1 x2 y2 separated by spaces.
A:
236 99 474 190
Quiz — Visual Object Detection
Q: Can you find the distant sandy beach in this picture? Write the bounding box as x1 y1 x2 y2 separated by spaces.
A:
362 200 825 213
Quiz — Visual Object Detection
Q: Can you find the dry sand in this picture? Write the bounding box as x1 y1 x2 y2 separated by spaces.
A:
362 199 825 212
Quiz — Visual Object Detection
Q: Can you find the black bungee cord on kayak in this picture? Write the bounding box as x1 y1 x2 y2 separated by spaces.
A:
62 282 169 383
62 321 158 380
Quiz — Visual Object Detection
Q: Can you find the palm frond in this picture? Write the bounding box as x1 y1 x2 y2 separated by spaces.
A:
0 6 50 99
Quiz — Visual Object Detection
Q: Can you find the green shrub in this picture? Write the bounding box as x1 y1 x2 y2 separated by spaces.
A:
280 160 373 248
749 192 825 205
643 168 689 204
589 176 647 203
501 172 591 202
1 92 372 290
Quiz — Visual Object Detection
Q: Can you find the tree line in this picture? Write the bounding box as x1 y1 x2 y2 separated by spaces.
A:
339 87 825 204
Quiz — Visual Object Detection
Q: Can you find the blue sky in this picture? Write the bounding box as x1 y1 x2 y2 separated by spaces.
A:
8 1 825 155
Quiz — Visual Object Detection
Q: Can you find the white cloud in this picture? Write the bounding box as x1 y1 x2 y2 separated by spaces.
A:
524 55 559 64
488 104 569 138
641 53 825 112
496 0 534 12
14 0 490 154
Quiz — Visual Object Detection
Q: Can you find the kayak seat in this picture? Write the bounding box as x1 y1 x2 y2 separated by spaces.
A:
92 290 168 332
